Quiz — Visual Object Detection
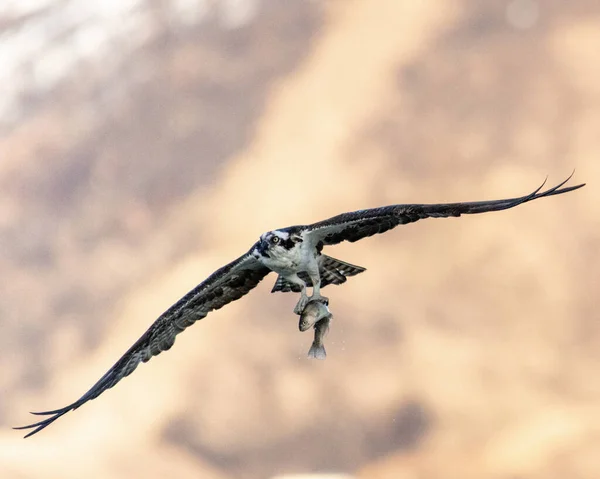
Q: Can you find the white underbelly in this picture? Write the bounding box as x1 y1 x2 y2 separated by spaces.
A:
263 258 299 275
263 243 317 276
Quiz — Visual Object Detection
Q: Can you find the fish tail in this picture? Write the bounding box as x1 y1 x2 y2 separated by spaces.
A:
308 342 327 360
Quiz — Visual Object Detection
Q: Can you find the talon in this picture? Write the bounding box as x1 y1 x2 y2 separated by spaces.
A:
309 295 329 306
294 296 309 315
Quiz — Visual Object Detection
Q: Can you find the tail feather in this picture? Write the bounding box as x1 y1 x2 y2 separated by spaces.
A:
271 255 366 293
271 275 292 293
321 268 346 285
320 255 366 278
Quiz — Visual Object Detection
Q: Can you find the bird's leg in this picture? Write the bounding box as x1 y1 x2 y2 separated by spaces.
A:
289 275 309 315
293 284 309 315
308 271 329 306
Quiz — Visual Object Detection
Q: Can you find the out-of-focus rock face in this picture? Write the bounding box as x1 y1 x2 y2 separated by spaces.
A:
1 1 598 479
0 0 322 396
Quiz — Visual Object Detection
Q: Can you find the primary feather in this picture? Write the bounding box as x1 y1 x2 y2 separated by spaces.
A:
15 248 270 438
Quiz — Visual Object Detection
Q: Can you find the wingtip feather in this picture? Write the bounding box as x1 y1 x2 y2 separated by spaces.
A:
14 407 74 438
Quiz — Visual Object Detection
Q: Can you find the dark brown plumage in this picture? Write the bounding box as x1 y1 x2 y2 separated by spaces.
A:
306 173 583 245
15 249 270 438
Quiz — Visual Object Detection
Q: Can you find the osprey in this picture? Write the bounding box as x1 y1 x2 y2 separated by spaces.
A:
15 174 584 437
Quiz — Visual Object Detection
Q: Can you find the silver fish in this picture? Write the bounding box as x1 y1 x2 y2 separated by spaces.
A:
298 299 333 360
307 313 331 360
298 299 331 332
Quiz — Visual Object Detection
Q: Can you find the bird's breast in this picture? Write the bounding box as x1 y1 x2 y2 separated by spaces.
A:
259 243 314 275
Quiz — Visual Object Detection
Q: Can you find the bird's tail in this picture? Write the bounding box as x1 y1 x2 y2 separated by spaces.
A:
270 255 366 293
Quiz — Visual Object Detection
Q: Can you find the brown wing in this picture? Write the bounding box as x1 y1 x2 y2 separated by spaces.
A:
306 173 584 246
15 246 270 438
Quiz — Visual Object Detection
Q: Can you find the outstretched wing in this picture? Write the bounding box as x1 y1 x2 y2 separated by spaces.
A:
15 245 270 438
306 173 585 246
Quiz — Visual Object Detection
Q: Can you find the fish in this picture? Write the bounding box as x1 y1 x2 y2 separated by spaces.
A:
298 299 333 360
298 298 331 332
307 314 331 360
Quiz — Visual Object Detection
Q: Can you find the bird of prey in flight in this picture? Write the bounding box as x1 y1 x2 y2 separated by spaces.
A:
15 174 584 437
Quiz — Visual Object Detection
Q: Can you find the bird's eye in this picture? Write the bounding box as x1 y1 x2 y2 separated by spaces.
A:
271 236 280 244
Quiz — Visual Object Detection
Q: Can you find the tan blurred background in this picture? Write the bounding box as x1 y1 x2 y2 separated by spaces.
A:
1 1 598 478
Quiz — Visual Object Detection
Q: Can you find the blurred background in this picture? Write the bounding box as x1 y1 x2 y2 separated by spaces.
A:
0 0 598 478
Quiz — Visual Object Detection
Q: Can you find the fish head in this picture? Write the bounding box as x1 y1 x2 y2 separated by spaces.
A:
299 299 331 332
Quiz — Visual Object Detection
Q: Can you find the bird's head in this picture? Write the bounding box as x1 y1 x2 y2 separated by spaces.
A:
256 229 303 258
